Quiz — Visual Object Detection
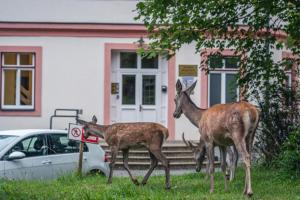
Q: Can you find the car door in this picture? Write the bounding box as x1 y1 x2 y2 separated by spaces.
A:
0 160 4 178
3 134 52 180
47 133 88 178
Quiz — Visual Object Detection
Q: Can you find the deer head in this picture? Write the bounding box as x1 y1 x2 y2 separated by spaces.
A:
182 132 206 172
173 79 197 118
77 115 101 139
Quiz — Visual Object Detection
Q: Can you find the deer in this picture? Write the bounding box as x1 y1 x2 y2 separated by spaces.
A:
181 132 238 181
173 80 260 197
77 116 171 189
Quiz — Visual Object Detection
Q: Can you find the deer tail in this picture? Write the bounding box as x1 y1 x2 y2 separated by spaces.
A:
163 129 169 141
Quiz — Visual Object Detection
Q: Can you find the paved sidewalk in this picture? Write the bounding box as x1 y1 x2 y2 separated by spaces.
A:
113 169 197 177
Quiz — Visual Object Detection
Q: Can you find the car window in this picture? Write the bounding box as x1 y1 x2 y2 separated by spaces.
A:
4 134 47 159
0 135 18 152
47 134 88 154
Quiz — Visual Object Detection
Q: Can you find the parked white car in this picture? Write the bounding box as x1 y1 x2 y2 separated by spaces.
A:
0 129 109 180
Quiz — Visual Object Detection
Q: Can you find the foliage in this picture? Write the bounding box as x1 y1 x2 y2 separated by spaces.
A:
276 126 300 179
135 0 300 165
0 168 300 200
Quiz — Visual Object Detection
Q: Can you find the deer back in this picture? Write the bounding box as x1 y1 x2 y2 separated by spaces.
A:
199 101 259 145
105 122 169 149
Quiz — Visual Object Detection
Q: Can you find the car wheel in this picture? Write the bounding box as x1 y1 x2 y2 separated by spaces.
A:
88 169 105 176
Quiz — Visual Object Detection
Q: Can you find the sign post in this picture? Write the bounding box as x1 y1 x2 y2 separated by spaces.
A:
68 123 99 176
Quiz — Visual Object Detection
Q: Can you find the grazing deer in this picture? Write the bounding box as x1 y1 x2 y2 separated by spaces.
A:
182 132 238 181
77 116 171 189
173 80 259 196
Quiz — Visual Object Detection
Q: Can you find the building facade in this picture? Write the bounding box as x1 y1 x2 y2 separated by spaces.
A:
0 0 293 140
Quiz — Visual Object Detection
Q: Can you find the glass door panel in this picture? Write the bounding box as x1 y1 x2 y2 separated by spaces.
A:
122 75 136 105
142 75 156 105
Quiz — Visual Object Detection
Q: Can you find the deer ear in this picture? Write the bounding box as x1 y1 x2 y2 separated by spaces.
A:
176 79 182 93
185 81 197 95
77 118 87 125
92 115 97 123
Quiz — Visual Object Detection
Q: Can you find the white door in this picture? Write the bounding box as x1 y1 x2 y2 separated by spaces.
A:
120 73 159 122
111 51 166 124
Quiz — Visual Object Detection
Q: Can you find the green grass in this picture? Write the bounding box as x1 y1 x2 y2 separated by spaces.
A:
0 167 299 200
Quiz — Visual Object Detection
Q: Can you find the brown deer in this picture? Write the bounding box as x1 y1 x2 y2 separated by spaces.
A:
173 80 259 197
77 116 171 189
181 132 238 181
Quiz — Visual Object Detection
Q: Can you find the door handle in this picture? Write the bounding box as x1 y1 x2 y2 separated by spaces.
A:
139 105 142 112
42 160 52 165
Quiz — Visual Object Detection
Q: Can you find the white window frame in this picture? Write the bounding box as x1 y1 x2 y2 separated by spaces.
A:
1 53 35 110
208 56 239 107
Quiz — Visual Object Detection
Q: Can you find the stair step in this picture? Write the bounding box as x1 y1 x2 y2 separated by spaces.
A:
112 161 221 170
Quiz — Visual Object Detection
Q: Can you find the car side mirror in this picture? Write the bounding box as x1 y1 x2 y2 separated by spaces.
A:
7 151 26 161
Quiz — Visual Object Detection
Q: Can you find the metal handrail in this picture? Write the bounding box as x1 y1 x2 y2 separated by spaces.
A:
49 108 83 129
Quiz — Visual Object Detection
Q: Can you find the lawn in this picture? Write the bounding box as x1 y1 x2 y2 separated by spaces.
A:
0 167 299 200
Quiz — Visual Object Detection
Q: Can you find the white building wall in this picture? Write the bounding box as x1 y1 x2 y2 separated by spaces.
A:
0 36 140 130
174 43 201 140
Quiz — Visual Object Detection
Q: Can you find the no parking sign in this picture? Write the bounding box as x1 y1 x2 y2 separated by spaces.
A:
68 123 99 144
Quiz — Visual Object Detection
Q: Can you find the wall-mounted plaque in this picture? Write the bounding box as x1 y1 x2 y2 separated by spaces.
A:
111 83 119 94
179 65 198 77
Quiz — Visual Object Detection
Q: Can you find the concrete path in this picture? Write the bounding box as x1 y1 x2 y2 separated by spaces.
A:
114 169 196 177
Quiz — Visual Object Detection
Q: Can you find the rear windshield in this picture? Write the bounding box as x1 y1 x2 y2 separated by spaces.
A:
0 135 18 152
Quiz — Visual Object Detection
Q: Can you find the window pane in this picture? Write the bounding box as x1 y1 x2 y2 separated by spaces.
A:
209 74 221 106
142 56 158 69
226 74 238 103
20 70 33 105
209 55 223 68
122 75 136 105
48 134 88 154
3 53 17 65
20 53 34 65
120 52 137 68
3 70 17 105
225 57 239 69
142 75 156 105
9 135 47 157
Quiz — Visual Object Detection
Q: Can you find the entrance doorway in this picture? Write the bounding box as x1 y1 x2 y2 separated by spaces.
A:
111 51 167 125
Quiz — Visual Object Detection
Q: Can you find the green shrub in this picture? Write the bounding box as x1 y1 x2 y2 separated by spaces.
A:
277 127 300 179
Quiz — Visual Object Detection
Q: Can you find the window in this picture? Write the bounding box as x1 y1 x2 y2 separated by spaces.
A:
4 135 47 159
208 55 239 106
120 52 137 68
1 52 35 110
47 134 88 154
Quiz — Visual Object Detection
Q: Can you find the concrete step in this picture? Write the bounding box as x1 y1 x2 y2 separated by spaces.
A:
112 156 197 163
99 140 217 170
113 161 221 170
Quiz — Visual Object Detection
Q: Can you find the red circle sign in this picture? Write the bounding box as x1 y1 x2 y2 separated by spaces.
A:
71 128 81 137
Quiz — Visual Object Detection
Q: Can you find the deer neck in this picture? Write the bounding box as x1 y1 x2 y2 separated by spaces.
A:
90 124 110 139
182 96 206 128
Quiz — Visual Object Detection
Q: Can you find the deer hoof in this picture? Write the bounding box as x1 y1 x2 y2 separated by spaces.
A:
133 179 140 186
209 189 214 194
165 185 171 190
246 191 253 198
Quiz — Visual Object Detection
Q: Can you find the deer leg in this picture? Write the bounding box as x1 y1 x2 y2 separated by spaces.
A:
207 143 215 194
196 140 207 173
151 150 170 190
225 146 232 181
107 147 118 184
230 145 238 181
220 146 228 192
141 151 158 185
122 149 139 186
234 140 253 197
